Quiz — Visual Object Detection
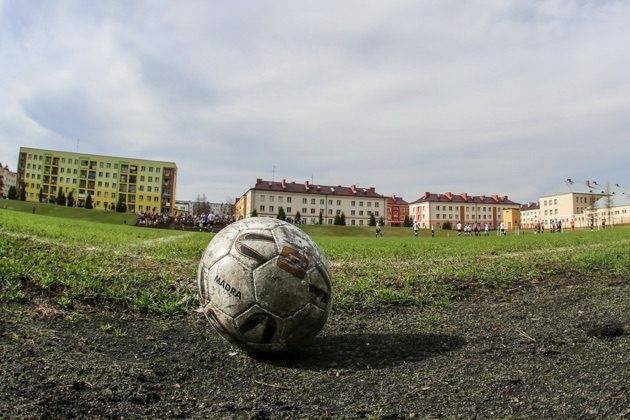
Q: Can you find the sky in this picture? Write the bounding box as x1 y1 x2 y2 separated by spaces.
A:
1 0 629 204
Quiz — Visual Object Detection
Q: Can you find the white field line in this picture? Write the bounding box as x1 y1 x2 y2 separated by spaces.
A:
0 228 197 253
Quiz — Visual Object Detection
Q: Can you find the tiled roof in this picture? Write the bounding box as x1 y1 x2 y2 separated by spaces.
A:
521 202 540 211
252 179 384 198
541 179 626 197
387 194 408 205
409 191 520 206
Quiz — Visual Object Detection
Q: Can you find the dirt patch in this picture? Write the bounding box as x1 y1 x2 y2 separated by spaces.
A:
1 276 628 418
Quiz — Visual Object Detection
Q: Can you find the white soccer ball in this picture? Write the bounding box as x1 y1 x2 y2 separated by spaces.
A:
197 217 333 353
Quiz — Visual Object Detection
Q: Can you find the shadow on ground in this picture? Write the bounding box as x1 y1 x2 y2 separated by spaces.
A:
252 332 466 370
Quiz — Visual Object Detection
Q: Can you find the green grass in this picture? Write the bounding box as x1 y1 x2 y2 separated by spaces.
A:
0 199 138 225
1 204 629 315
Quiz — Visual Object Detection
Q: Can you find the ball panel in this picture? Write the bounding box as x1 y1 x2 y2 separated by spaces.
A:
306 264 333 310
253 256 310 318
271 224 326 269
233 305 286 352
199 255 256 318
230 229 279 270
200 223 241 268
283 304 328 345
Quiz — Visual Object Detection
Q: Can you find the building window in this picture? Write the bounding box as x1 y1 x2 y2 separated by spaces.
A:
311 198 316 204
278 196 283 203
260 205 265 211
287 197 292 203
269 205 274 212
286 207 291 213
302 198 307 204
269 196 274 202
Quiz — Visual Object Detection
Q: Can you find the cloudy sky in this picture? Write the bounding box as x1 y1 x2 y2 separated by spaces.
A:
1 0 629 204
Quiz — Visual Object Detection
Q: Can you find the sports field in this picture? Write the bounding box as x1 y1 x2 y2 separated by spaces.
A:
1 203 629 312
1 203 629 417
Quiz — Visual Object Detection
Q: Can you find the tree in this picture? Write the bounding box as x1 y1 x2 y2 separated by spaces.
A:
193 194 210 215
442 220 452 230
277 206 286 221
85 193 93 209
38 188 43 203
251 209 258 217
56 189 66 205
403 215 413 227
368 213 376 226
115 194 126 213
318 210 323 225
378 216 384 227
294 211 301 224
333 214 341 225
8 185 17 200
340 212 346 226
19 183 26 201
66 191 74 207
604 184 614 227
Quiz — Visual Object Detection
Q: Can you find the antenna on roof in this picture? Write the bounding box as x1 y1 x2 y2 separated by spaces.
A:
311 173 314 184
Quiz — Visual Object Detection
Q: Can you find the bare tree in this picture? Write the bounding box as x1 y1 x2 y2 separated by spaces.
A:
604 184 614 227
193 194 210 215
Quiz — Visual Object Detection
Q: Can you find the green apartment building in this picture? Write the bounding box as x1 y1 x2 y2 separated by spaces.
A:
17 147 177 214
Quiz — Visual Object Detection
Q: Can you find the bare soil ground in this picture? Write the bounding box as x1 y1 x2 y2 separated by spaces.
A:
1 275 628 419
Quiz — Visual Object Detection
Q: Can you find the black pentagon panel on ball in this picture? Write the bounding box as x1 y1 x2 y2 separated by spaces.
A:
234 306 285 352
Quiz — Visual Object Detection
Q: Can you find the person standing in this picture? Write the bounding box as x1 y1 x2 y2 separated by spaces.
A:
413 221 419 238
375 221 383 237
431 224 435 237
456 221 462 236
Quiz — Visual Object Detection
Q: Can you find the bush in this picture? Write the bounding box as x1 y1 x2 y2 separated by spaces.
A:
442 220 452 230
403 216 413 227
276 206 286 221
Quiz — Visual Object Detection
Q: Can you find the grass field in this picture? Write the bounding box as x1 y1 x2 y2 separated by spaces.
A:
1 202 629 315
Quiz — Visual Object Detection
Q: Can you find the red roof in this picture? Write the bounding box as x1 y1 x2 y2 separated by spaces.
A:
410 192 520 206
252 179 384 198
387 194 408 205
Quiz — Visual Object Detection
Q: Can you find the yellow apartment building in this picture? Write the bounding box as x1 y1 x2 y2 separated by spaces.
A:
237 178 387 225
16 147 177 214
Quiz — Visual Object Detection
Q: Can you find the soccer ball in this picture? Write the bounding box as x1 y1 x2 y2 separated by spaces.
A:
197 217 333 353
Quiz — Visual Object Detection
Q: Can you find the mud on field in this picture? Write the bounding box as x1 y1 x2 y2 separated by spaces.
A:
1 276 628 419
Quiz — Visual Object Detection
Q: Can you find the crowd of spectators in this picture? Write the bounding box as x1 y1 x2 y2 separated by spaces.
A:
136 211 236 231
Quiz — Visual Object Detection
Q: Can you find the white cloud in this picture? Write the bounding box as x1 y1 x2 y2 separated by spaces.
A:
1 0 629 203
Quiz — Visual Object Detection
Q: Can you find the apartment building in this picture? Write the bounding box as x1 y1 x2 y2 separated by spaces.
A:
386 194 409 226
17 147 177 214
237 178 387 225
586 194 630 227
539 179 626 228
409 191 520 229
0 162 17 198
520 202 540 229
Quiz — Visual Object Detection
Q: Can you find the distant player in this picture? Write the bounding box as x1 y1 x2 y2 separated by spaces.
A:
413 221 419 238
375 221 383 237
